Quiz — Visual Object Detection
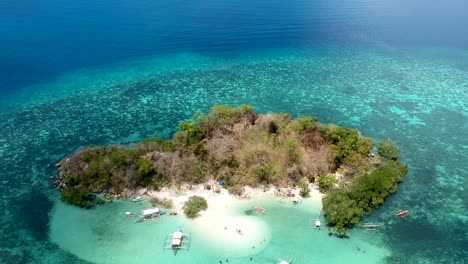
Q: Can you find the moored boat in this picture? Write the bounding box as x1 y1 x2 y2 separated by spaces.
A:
164 227 191 254
252 206 267 215
171 229 183 255
132 196 145 202
133 208 162 224
396 209 408 217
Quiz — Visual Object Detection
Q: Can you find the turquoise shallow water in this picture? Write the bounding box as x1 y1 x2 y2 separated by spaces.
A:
49 194 389 264
0 46 467 263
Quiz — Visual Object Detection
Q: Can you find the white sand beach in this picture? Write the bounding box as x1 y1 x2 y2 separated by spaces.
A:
144 183 323 256
146 183 323 216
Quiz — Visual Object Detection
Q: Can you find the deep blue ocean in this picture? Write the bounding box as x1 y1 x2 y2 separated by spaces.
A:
0 0 467 263
2 0 467 91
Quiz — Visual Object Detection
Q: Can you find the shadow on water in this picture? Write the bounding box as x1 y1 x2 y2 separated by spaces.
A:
244 210 254 216
18 192 53 239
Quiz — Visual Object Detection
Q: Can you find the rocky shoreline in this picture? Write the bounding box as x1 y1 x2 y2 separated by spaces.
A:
51 162 66 190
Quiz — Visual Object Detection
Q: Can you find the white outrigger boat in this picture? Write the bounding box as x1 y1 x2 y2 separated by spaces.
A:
315 218 321 229
292 196 300 204
134 208 163 224
277 259 291 264
311 215 322 229
131 196 145 202
362 223 379 231
164 227 191 255
252 205 267 215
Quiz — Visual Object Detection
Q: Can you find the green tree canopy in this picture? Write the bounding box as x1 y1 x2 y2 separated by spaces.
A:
377 139 400 161
318 173 336 190
183 195 208 219
61 186 93 208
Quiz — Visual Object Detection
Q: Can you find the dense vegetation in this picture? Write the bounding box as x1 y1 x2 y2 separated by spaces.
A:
322 143 407 236
57 105 406 229
183 196 208 218
60 186 94 208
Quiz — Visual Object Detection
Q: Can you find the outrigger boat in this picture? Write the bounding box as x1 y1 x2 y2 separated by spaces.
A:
396 210 409 217
132 196 145 202
292 196 300 204
164 227 191 255
276 259 291 264
252 206 267 215
134 208 165 224
171 229 183 255
311 213 322 229
362 223 379 230
315 218 321 229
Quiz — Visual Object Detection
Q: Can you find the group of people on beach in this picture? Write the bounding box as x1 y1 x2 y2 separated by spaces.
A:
223 226 243 235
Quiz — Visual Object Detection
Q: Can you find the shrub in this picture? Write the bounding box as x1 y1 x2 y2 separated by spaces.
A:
149 197 174 209
64 176 79 187
136 158 155 186
268 121 279 134
138 137 173 152
284 138 300 163
302 125 326 149
318 173 337 190
227 185 244 196
192 142 208 160
172 131 189 150
356 137 372 155
322 125 361 166
221 155 239 168
342 152 371 176
254 163 281 184
178 156 205 184
183 196 208 218
292 116 318 133
197 104 256 134
178 121 205 145
96 197 106 204
109 148 135 168
298 178 311 197
153 182 162 191
377 139 399 161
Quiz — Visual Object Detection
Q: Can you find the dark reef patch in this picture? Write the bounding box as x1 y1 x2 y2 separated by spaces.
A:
18 192 53 239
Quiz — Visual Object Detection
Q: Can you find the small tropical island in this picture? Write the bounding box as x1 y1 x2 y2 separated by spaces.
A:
54 105 407 235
